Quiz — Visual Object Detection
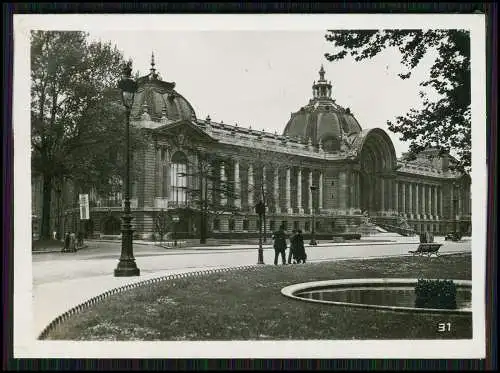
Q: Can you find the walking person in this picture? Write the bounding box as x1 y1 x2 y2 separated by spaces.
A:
295 230 307 263
69 232 76 252
288 229 298 264
272 224 287 265
63 232 70 253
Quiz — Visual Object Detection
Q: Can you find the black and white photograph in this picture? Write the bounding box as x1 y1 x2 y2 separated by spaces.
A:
13 14 487 359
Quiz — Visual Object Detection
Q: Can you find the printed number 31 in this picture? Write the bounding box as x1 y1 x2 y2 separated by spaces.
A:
438 322 451 332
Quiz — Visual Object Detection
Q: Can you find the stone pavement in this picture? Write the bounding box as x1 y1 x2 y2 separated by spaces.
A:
31 235 471 339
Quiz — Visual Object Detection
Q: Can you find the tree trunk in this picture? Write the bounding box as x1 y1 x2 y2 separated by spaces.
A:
40 174 53 240
261 185 267 243
200 208 207 244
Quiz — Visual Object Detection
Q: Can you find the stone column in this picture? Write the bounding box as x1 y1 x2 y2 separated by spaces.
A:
450 184 455 219
286 167 292 213
415 184 419 218
349 172 356 211
408 183 413 218
458 186 462 216
262 165 267 197
394 181 399 214
422 184 428 219
297 167 303 213
308 169 313 211
424 184 427 218
401 182 406 216
388 178 393 212
248 164 254 210
354 172 358 211
380 178 385 213
220 162 227 205
319 171 323 210
439 186 443 217
338 171 347 212
427 184 432 219
234 160 241 208
432 185 439 220
274 166 280 213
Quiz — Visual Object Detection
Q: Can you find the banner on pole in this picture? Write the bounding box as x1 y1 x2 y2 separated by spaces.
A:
79 194 90 220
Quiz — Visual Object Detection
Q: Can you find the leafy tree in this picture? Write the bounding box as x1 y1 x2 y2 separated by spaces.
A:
31 31 142 239
324 29 471 172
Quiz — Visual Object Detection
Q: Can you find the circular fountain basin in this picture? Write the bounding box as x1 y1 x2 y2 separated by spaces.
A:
281 279 472 315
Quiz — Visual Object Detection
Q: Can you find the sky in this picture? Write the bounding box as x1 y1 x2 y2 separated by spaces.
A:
86 29 438 158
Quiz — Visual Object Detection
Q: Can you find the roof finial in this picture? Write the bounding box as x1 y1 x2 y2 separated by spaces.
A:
319 64 325 81
150 51 157 78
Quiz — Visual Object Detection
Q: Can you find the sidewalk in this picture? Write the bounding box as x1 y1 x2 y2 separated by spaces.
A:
32 265 226 338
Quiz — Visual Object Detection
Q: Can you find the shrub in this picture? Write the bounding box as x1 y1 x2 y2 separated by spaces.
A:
414 279 457 309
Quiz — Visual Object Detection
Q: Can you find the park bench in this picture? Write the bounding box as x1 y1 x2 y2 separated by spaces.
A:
445 232 462 241
409 243 442 257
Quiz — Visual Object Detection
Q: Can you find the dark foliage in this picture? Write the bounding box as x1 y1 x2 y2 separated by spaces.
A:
414 279 457 309
325 29 471 172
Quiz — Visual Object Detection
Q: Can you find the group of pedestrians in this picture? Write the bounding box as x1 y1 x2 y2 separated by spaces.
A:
62 231 84 253
272 225 308 265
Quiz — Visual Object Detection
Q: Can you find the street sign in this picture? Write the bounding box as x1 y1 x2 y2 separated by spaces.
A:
79 194 90 220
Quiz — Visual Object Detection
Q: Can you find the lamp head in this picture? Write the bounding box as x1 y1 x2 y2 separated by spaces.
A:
118 61 138 109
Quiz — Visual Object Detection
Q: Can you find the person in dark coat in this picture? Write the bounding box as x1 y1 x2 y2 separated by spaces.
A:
63 232 70 253
77 231 84 248
288 230 298 264
272 224 288 265
294 230 307 263
69 232 77 252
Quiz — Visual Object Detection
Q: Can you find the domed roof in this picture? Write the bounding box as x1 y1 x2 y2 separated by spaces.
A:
283 65 362 153
130 53 196 123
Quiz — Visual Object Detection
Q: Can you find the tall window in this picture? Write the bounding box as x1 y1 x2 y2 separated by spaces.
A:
170 152 188 204
269 220 276 232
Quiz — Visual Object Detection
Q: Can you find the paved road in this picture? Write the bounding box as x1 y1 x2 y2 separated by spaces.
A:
31 237 471 338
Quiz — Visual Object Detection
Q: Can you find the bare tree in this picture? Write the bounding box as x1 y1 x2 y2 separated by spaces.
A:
153 209 169 245
177 147 240 244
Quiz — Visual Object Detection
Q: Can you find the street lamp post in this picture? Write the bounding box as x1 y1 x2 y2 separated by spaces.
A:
255 200 265 264
172 215 180 246
114 62 140 277
309 185 318 246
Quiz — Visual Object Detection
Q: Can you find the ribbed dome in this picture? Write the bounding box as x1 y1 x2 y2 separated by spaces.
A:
130 54 196 123
283 66 362 152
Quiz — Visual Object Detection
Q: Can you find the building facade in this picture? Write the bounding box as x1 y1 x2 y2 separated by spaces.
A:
33 60 472 239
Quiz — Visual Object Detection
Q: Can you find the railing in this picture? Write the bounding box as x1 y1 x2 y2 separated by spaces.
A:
90 198 138 209
154 198 190 209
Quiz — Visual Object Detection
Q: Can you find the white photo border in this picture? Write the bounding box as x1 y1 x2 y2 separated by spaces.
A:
13 13 487 359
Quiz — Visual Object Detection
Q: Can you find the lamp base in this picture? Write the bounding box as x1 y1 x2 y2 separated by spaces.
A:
257 248 265 265
114 259 140 277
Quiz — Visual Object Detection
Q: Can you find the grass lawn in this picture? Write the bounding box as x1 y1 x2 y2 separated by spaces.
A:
44 253 472 341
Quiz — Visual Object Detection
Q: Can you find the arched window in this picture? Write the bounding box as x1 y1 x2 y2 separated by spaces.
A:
170 151 188 204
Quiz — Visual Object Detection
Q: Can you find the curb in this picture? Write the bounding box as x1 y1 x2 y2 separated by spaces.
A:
38 264 260 340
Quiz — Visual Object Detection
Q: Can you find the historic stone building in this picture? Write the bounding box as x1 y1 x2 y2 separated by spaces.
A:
32 59 472 239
